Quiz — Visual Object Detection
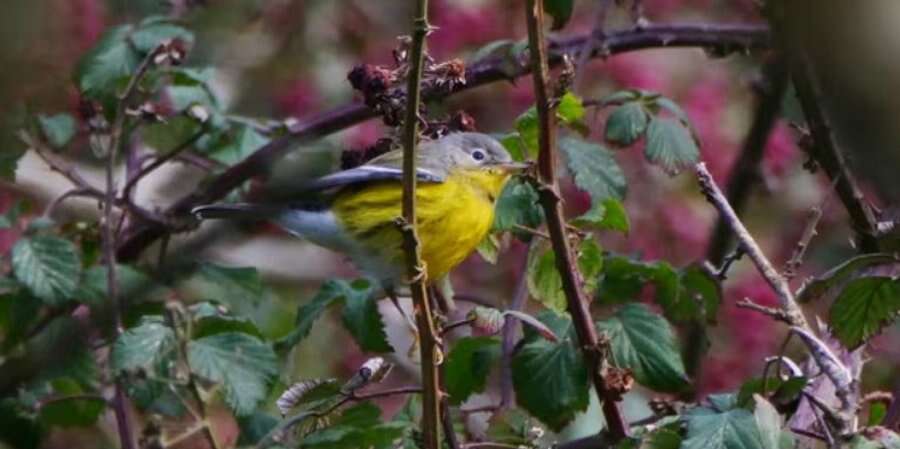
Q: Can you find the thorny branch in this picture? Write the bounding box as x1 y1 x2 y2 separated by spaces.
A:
397 1 442 448
694 162 856 434
115 22 770 261
526 0 628 441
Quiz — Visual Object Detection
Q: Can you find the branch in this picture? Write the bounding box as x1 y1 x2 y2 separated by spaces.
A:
525 0 628 441
397 2 441 449
116 22 770 261
790 55 880 252
120 126 207 203
500 250 531 408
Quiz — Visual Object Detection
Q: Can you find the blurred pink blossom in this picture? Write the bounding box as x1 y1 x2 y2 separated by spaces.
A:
762 121 798 177
605 53 670 92
66 0 105 53
430 0 504 58
276 79 320 118
683 73 737 179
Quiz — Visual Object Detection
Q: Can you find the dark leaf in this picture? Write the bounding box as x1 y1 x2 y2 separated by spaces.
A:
12 236 81 305
596 304 689 392
74 25 140 100
77 264 156 306
606 102 649 146
111 316 175 373
341 279 393 353
444 337 501 405
493 177 543 236
573 198 630 233
644 117 699 175
797 253 898 303
38 378 105 427
277 279 370 352
829 276 900 348
544 0 575 30
527 239 604 314
559 136 627 202
512 313 589 431
682 406 767 449
37 114 77 149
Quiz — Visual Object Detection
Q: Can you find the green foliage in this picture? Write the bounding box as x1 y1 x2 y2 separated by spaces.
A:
543 0 575 30
682 397 783 449
37 378 105 427
512 313 588 431
559 136 627 203
444 337 501 405
299 402 408 449
493 177 544 236
77 264 156 306
736 376 807 408
829 276 900 348
606 102 650 146
596 304 689 393
12 235 82 305
527 239 604 313
187 332 278 415
573 198 630 233
37 114 76 149
645 117 700 175
111 316 176 372
796 253 898 303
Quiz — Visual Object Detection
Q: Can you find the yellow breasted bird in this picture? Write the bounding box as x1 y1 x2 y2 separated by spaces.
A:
192 132 525 298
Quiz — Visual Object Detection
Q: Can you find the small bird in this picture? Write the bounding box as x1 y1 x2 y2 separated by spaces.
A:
192 132 526 302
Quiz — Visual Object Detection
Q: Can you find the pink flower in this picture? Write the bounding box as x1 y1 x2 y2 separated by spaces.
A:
275 79 320 118
763 121 798 177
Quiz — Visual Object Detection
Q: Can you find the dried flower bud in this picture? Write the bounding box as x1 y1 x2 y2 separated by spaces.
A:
604 366 635 400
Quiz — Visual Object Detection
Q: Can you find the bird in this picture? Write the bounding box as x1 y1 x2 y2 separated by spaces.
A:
191 132 527 308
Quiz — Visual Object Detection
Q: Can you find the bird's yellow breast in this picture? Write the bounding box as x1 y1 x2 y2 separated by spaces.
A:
332 168 510 282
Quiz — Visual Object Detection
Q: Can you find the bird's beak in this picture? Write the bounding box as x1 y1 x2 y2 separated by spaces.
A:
495 161 532 172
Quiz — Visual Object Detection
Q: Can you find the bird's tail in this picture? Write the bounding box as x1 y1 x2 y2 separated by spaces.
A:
191 203 279 220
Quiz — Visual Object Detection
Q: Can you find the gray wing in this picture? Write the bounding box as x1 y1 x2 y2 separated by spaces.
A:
302 165 445 192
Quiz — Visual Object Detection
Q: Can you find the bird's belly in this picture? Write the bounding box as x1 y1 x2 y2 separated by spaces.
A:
332 179 494 283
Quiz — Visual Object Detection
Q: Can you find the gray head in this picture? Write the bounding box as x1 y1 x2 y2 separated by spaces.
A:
421 132 523 171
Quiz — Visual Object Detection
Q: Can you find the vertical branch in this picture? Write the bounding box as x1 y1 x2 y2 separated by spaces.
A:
524 0 628 440
398 1 442 448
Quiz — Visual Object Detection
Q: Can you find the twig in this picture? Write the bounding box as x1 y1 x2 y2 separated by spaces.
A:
120 127 207 202
105 43 158 449
441 397 461 449
398 2 441 448
525 0 628 441
790 427 828 442
441 318 475 335
512 224 550 239
500 248 531 408
716 247 745 280
789 55 880 253
783 204 824 280
116 22 770 261
735 297 791 324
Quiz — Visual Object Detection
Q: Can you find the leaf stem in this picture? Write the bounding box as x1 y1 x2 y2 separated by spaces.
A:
524 0 628 440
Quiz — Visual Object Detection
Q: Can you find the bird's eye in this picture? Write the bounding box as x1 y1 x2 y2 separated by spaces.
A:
471 149 486 161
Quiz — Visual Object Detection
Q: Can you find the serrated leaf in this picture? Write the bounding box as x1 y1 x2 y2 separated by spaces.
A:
559 136 627 202
493 177 543 236
197 263 266 317
557 92 586 130
606 102 649 146
797 253 898 303
188 332 278 415
341 279 392 353
37 114 77 149
655 97 692 126
38 378 105 427
194 314 263 339
596 304 689 392
829 276 900 348
12 236 81 305
300 402 408 449
683 406 769 449
753 395 783 449
645 117 699 175
670 264 722 324
527 240 604 314
112 316 176 372
515 107 540 156
544 0 575 30
573 198 630 233
277 279 374 353
445 337 501 405
77 264 155 306
512 313 588 431
130 19 193 53
74 25 140 100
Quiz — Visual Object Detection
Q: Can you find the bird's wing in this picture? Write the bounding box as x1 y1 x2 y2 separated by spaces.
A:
302 149 446 192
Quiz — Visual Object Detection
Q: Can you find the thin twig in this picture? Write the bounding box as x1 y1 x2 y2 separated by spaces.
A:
120 127 207 202
525 0 628 441
735 298 791 324
783 204 824 280
117 22 770 261
398 1 441 448
512 224 550 239
500 248 531 408
441 318 475 335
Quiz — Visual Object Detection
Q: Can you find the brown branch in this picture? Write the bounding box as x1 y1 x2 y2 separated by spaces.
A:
525 0 628 441
789 56 880 253
116 22 770 261
397 1 441 449
783 203 824 280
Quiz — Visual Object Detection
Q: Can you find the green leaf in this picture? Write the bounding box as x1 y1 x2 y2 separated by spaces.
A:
848 436 883 449
667 264 722 324
797 253 898 303
444 337 501 405
573 198 630 233
752 395 783 449
499 132 531 162
77 264 155 306
12 236 81 305
829 276 900 348
643 428 682 449
237 412 279 446
207 125 269 165
74 25 140 100
655 97 692 126
515 107 540 156
142 115 203 153
38 378 105 427
486 408 542 446
37 114 77 149
527 240 604 314
0 399 43 449
559 136 627 202
111 316 176 372
493 178 543 236
341 279 393 353
300 402 408 449
512 313 589 431
544 0 575 30
194 314 263 340
130 18 193 53
188 332 278 415
736 376 807 408
197 263 266 316
868 401 887 426
606 102 649 146
644 117 699 175
558 92 587 134
476 234 500 264
277 279 373 352
682 406 768 449
596 304 689 392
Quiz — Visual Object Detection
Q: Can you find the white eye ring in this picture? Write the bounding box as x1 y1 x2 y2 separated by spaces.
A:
471 149 486 161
